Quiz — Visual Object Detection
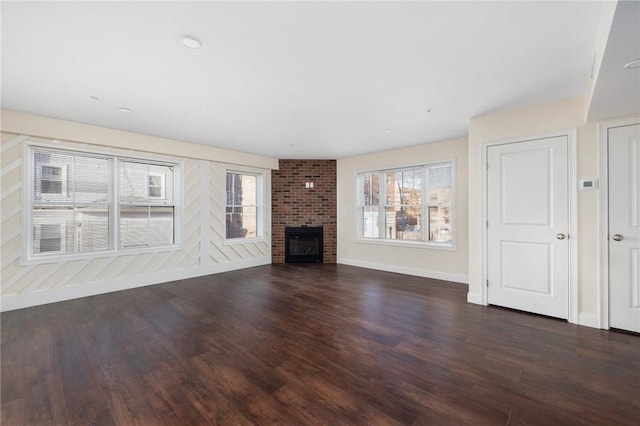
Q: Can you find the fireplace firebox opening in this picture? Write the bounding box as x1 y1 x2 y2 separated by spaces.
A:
285 227 323 263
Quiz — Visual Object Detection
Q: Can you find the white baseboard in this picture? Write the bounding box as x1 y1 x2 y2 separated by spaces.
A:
467 291 484 305
0 257 271 312
338 257 468 284
578 312 600 329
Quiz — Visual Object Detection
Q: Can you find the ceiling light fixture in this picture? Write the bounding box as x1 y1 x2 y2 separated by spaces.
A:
90 96 99 101
118 107 132 114
181 36 201 49
383 129 393 133
624 58 640 69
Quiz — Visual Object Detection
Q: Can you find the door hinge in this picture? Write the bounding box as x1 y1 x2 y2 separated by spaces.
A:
486 279 489 287
486 220 489 228
486 162 489 170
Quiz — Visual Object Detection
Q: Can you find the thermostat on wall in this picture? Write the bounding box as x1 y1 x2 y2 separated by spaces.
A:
579 179 598 190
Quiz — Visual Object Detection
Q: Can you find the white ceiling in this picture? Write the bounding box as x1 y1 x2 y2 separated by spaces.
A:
2 1 605 159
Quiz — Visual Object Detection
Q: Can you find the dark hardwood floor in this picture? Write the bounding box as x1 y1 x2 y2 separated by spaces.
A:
1 264 639 425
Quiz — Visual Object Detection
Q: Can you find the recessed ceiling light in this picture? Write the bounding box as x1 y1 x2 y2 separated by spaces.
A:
118 107 132 114
383 129 393 133
181 36 201 49
624 58 640 69
426 108 432 113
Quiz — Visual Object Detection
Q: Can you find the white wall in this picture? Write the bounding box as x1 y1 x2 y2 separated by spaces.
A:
1 110 278 170
467 96 601 327
337 137 468 283
1 112 278 311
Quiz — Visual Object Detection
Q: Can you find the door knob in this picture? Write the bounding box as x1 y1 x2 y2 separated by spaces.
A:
556 233 566 240
612 234 624 241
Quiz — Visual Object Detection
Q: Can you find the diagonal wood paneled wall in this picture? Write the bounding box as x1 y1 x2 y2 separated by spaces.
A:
0 133 271 311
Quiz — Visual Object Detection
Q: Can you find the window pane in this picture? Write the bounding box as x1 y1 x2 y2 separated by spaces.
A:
149 165 173 203
120 206 149 248
120 162 148 203
34 151 71 201
42 166 62 176
38 223 62 252
226 206 257 238
148 175 163 198
149 207 175 246
362 206 379 238
429 204 452 243
71 155 109 202
386 169 421 206
120 206 175 248
34 151 109 203
363 173 379 206
226 172 259 240
385 206 422 240
41 180 63 194
75 206 110 251
33 205 109 254
148 185 162 198
226 173 257 206
121 162 173 204
428 165 452 204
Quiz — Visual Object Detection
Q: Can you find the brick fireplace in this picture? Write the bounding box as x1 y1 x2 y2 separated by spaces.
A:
271 160 337 263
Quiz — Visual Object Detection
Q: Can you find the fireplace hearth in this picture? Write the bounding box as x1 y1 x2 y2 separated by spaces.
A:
285 227 323 263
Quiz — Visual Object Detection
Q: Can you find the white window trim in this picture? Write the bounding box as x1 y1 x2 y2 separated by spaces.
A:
223 167 266 245
355 160 456 250
22 142 183 265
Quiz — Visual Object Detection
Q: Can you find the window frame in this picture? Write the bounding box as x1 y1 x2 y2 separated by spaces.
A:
23 143 182 264
356 160 456 250
223 167 265 244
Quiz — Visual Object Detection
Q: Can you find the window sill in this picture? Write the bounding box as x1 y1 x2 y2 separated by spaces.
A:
21 244 182 266
356 237 456 251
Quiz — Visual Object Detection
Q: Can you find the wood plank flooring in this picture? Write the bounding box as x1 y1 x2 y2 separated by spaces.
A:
1 264 639 425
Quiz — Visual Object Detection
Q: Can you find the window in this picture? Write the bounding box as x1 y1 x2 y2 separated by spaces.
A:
358 161 454 246
32 150 110 255
34 223 63 253
147 173 165 199
29 146 178 258
120 161 174 248
40 165 65 194
225 171 261 240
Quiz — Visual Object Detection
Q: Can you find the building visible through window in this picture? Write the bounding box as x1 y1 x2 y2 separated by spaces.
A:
226 172 260 239
30 147 177 257
358 161 454 245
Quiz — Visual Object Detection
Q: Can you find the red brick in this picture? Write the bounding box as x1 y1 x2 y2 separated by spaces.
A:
271 160 337 263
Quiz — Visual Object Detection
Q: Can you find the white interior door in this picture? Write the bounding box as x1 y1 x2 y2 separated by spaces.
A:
487 136 569 319
609 124 640 333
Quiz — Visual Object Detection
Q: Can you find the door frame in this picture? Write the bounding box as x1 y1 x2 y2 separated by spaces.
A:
598 115 640 329
481 130 578 323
